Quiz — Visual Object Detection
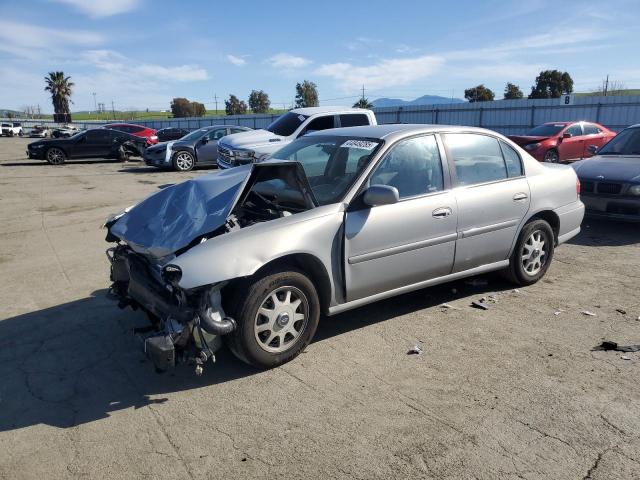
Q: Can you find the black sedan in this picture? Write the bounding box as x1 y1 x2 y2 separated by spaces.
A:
156 127 190 142
27 128 147 165
572 124 640 221
144 125 250 171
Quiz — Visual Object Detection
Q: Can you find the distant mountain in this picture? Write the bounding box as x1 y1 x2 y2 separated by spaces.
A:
0 109 23 117
371 95 465 108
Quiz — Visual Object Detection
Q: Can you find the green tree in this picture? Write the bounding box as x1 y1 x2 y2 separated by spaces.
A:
528 70 574 99
503 82 523 100
464 84 495 103
248 90 271 113
225 94 247 115
353 97 373 109
44 71 74 116
191 101 206 117
170 97 193 117
295 80 319 108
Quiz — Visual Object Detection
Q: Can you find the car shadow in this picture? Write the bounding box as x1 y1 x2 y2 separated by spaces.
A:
568 219 640 246
0 274 509 433
1 159 122 167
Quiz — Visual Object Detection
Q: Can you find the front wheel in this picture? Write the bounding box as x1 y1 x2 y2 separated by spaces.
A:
46 147 67 165
172 151 195 171
505 219 555 286
18 130 23 137
543 149 559 163
226 269 320 368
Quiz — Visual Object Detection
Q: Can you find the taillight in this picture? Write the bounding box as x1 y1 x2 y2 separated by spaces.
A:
576 178 581 195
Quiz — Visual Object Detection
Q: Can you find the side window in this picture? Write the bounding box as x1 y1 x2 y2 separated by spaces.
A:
583 124 600 135
369 135 443 199
500 141 523 177
565 124 582 137
302 115 335 135
230 128 246 134
340 114 370 127
86 130 111 142
130 126 143 134
210 129 227 140
444 133 507 186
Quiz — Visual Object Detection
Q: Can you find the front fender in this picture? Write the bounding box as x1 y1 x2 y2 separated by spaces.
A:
171 204 345 301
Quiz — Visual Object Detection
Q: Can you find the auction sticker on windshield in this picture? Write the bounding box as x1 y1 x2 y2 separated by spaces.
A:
342 140 378 151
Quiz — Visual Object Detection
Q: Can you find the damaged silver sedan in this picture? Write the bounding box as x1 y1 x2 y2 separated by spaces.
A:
104 125 585 373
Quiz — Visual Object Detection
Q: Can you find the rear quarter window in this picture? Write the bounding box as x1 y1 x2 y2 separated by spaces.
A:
340 114 370 127
500 141 523 177
444 133 508 186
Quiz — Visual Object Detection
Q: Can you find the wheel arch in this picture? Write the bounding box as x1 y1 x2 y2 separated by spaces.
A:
227 253 333 315
509 209 560 256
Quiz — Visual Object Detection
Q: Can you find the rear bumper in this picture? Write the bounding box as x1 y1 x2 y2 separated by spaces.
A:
554 200 585 245
581 194 640 222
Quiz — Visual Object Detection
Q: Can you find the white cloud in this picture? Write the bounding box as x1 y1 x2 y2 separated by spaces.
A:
0 20 102 59
266 53 312 69
51 0 141 17
316 55 444 91
227 54 247 66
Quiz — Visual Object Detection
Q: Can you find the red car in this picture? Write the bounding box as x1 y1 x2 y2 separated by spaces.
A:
103 123 158 145
508 121 615 163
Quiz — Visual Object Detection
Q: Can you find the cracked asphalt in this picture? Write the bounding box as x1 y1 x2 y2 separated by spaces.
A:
1 137 639 479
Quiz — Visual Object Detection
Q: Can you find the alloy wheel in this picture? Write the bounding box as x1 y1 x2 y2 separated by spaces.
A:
254 286 309 353
521 230 547 276
544 150 559 163
175 152 194 171
47 148 65 165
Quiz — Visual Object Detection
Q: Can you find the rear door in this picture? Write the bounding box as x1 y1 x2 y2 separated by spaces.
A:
195 128 226 163
583 123 607 156
442 133 530 273
344 134 457 301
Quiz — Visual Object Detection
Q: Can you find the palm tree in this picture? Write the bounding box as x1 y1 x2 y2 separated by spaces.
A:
44 71 74 115
353 97 373 109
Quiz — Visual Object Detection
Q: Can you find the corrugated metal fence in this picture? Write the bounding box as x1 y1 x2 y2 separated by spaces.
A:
6 94 640 135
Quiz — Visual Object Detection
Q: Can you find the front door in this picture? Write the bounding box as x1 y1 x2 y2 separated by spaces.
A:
344 134 457 301
196 128 226 163
441 133 531 272
558 123 584 161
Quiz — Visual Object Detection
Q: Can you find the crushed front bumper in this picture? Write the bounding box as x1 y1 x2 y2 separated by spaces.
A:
581 194 640 222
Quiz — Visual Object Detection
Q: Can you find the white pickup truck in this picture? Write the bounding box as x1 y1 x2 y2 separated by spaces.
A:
1 122 23 137
217 106 377 168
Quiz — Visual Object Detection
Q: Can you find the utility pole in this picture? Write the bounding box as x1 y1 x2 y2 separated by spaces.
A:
111 100 115 120
603 74 609 96
92 92 97 118
214 93 218 115
362 84 365 101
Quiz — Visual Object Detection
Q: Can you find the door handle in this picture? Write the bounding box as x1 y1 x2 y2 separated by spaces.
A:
432 207 452 218
513 193 528 201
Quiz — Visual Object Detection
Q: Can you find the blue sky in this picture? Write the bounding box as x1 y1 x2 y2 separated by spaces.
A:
0 0 639 113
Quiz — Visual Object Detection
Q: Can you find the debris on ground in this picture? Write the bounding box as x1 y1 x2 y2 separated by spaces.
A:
582 311 597 316
407 344 423 355
616 308 627 315
439 303 459 310
554 309 564 316
471 300 490 311
621 355 631 361
465 278 488 287
592 341 640 352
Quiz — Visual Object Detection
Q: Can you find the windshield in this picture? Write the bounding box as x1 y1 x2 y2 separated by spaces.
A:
598 128 640 156
267 112 308 137
270 135 382 205
179 128 208 142
526 124 566 136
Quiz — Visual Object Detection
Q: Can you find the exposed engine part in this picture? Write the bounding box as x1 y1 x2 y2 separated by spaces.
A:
198 284 236 335
144 335 175 372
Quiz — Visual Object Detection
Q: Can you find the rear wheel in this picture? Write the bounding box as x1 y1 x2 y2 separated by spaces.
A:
226 268 320 368
506 219 554 286
46 147 66 165
543 149 559 163
118 146 130 162
172 151 194 171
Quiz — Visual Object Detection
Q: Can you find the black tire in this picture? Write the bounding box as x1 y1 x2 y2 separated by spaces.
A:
172 151 195 171
543 149 559 163
118 146 130 162
505 219 555 286
8 131 14 137
226 268 320 369
18 130 23 137
46 147 67 165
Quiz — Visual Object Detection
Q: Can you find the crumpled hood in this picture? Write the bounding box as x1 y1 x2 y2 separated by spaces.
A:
220 129 287 151
110 165 251 258
572 156 640 183
507 135 550 146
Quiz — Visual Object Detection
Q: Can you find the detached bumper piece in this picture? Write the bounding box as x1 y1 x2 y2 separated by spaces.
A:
107 245 235 374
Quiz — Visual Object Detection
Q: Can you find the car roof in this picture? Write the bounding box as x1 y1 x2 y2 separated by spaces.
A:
289 106 370 116
305 124 506 141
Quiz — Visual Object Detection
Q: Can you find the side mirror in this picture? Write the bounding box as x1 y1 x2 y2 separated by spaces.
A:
562 132 572 139
200 137 209 144
587 145 598 154
363 185 400 207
